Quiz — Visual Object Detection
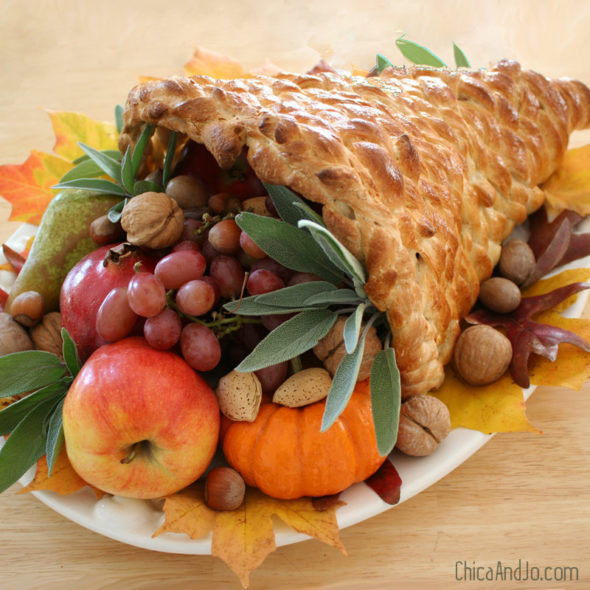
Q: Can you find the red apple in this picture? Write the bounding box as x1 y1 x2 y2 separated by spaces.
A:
62 337 220 499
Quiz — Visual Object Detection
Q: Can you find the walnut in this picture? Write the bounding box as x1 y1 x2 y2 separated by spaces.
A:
121 191 184 249
396 394 451 456
30 312 63 357
313 316 382 380
0 312 33 355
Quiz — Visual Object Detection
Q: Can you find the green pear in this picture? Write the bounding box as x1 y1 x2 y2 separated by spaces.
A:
6 190 122 313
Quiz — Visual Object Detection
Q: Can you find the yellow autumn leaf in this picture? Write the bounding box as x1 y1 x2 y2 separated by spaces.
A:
432 368 540 434
542 144 590 216
183 46 248 79
48 110 119 162
523 267 590 312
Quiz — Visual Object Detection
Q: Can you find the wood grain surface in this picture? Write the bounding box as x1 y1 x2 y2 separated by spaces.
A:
1 2 589 589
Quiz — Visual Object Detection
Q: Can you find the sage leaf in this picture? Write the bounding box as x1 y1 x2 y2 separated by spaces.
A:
78 142 122 184
254 281 337 309
61 328 81 378
162 131 177 188
133 180 162 194
131 123 154 176
298 219 366 286
265 183 325 227
52 178 128 197
302 288 362 307
395 35 446 67
45 397 65 476
370 347 401 456
0 396 57 493
59 158 108 183
120 146 135 194
453 42 471 68
376 53 394 73
72 149 122 166
236 309 337 371
236 212 343 284
223 298 310 317
0 381 68 436
0 351 65 398
107 199 127 223
343 303 366 353
115 104 124 133
321 330 367 431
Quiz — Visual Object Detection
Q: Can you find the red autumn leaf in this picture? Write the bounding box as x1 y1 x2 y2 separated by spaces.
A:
0 287 8 311
364 458 402 505
1 244 25 274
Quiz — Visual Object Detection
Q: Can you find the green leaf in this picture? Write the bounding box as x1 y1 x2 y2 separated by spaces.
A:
376 53 394 74
107 198 127 223
453 42 471 68
133 180 163 194
59 158 109 183
298 219 366 286
235 212 343 285
52 178 128 197
72 149 122 166
0 396 57 493
0 381 68 436
224 298 310 316
343 303 365 353
45 397 65 476
302 288 363 307
162 131 178 188
395 35 446 67
120 146 135 195
78 142 122 184
131 123 154 177
0 351 65 398
254 281 337 309
321 329 368 431
265 183 325 227
115 104 124 134
61 328 81 378
236 309 337 372
370 347 401 456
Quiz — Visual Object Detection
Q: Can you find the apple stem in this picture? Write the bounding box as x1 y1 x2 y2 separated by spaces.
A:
121 444 138 464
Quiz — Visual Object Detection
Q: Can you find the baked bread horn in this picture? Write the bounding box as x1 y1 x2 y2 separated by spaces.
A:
119 60 590 397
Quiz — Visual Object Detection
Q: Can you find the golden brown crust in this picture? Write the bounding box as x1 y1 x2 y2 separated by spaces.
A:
119 60 590 397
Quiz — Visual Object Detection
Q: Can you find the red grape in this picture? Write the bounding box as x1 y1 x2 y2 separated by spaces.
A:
181 323 221 371
208 218 241 254
247 269 285 295
181 218 205 244
173 240 201 253
239 231 266 259
176 280 216 316
287 272 321 286
96 287 137 342
209 255 245 299
255 361 289 395
127 272 167 317
143 308 182 349
154 250 207 289
201 275 221 307
250 257 293 283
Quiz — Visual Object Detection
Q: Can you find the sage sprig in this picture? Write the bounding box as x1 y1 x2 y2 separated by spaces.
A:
227 184 401 455
0 329 81 492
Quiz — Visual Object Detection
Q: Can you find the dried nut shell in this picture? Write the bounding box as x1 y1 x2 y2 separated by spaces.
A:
0 312 33 355
272 367 332 407
30 312 63 357
396 394 451 456
216 370 262 422
453 324 513 386
121 191 184 249
478 277 521 313
241 196 272 216
313 317 382 380
499 239 536 285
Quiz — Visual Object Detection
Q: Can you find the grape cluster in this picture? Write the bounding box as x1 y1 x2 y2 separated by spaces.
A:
93 165 320 392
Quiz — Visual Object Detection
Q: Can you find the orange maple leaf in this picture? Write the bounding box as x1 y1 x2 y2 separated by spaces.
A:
18 449 104 499
154 484 345 588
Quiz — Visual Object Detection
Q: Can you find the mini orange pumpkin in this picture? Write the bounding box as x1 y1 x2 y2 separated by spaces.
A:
222 380 386 499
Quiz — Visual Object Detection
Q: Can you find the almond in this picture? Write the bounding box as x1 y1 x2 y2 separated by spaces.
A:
272 367 332 408
216 370 262 422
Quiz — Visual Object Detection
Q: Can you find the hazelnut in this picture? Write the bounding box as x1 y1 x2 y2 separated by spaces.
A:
499 239 536 285
396 395 451 456
0 312 33 355
10 290 44 327
478 277 521 313
453 324 512 386
30 312 63 357
165 175 209 209
204 466 246 511
208 193 241 215
241 196 272 217
313 317 382 380
90 214 124 246
216 370 262 422
272 367 332 407
121 191 184 249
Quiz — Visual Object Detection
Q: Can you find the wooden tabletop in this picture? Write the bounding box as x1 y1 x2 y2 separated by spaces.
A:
1 2 590 589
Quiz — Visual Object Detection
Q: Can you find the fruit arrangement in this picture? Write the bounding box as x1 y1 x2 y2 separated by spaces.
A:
2 38 590 587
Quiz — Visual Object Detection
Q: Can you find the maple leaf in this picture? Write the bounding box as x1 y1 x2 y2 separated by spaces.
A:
154 484 346 588
18 449 104 498
183 46 248 79
541 144 590 217
466 274 590 389
364 458 403 505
